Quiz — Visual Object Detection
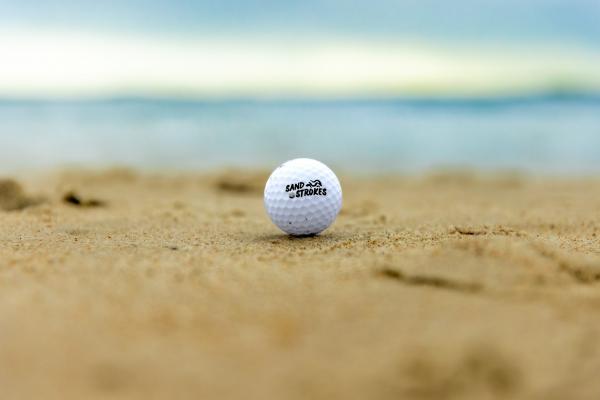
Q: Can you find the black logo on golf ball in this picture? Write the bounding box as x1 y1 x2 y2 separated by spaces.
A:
285 180 327 198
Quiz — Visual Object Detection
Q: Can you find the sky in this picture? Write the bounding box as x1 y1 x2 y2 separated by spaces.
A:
2 0 600 98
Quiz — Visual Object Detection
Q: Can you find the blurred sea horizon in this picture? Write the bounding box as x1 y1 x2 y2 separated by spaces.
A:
1 93 599 175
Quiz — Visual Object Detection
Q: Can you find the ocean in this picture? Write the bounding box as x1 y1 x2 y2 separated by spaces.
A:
1 95 599 174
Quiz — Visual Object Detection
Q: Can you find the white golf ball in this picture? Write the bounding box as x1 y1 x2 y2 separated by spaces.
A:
264 158 342 235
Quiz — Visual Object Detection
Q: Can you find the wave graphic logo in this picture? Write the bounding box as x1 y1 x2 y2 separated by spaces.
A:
305 179 322 188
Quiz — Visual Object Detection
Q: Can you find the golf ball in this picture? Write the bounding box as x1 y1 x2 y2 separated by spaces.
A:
264 158 342 235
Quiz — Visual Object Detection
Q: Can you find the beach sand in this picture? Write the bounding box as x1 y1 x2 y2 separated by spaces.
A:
1 169 600 399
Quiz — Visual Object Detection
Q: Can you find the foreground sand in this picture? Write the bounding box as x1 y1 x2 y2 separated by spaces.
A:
1 169 600 400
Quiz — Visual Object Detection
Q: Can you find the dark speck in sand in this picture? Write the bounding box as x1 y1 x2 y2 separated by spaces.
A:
216 180 256 194
63 192 106 208
214 170 268 195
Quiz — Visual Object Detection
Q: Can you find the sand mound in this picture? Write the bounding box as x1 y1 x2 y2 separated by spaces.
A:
0 178 43 211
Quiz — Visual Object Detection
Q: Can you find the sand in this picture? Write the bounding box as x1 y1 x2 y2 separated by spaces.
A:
1 168 600 400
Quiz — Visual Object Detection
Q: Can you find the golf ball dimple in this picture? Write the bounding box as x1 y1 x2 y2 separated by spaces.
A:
264 158 342 235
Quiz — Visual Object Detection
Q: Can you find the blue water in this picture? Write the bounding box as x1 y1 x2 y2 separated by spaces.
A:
1 96 599 174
